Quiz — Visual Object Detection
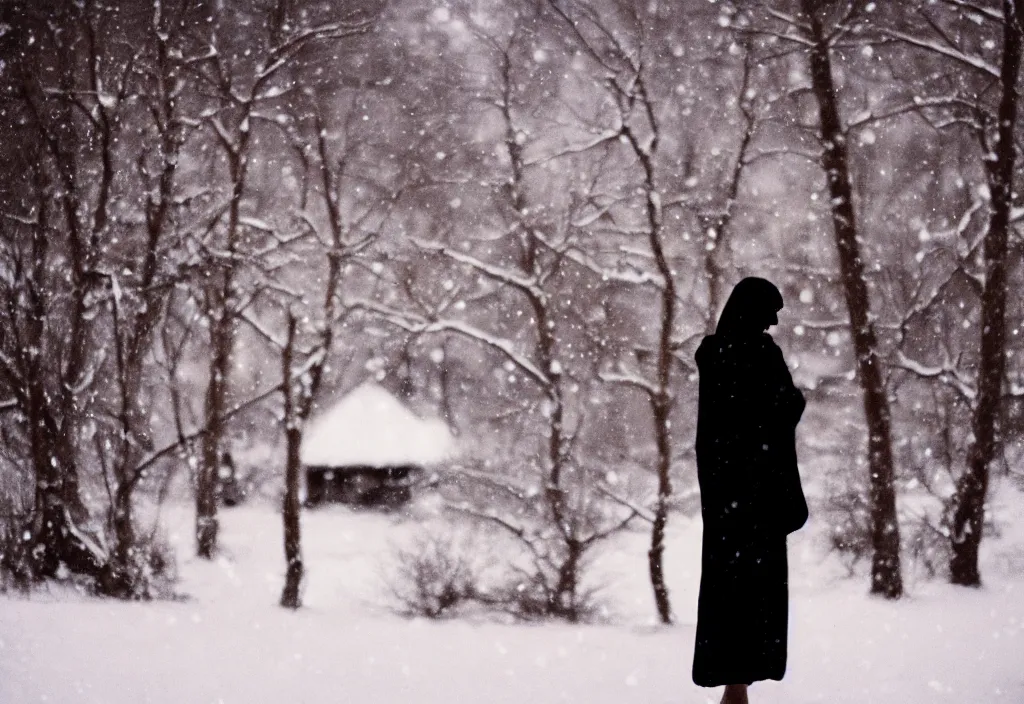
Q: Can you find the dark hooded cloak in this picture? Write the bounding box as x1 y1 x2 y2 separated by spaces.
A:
692 277 808 688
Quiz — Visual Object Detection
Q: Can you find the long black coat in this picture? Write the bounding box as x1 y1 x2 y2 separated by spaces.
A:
692 332 807 688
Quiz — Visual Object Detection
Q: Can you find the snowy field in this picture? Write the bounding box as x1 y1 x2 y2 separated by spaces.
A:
2 485 1023 704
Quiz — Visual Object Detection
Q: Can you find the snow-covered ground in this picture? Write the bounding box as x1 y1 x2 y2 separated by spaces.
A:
2 485 1023 704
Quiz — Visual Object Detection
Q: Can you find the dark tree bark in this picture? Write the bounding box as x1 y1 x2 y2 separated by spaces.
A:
1 5 106 582
628 131 675 626
280 314 304 609
800 0 903 598
103 4 189 591
196 80 249 561
949 0 1022 586
276 101 375 609
196 307 232 559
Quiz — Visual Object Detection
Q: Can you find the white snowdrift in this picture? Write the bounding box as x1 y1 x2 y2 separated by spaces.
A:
1 485 1023 703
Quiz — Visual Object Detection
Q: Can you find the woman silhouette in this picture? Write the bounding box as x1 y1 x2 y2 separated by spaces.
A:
692 277 808 704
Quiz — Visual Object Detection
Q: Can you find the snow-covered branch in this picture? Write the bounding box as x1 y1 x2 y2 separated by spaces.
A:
736 26 815 47
939 0 1003 22
130 381 284 484
580 506 641 546
845 96 984 132
532 230 666 288
893 350 977 403
413 239 542 296
594 483 655 524
238 309 288 349
743 147 823 165
522 128 623 166
598 368 659 399
346 297 552 388
882 29 1000 78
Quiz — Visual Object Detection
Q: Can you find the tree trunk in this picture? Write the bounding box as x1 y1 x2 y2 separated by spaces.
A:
101 481 137 598
196 137 245 559
553 537 583 622
626 127 675 625
280 314 304 609
23 279 101 581
648 221 674 626
496 61 575 604
196 316 229 559
949 0 1021 587
801 0 903 598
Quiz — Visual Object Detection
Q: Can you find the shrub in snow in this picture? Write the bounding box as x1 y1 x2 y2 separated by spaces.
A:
821 485 874 577
903 510 952 580
900 493 1002 582
486 556 605 623
434 465 630 623
104 528 178 600
383 528 484 619
820 472 1002 583
0 513 179 600
381 518 610 623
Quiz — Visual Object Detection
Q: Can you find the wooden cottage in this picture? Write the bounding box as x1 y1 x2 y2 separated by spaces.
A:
300 382 454 508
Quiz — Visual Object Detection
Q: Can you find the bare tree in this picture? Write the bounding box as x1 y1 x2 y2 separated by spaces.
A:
540 0 761 622
949 0 1022 583
799 0 904 598
0 0 210 594
276 101 393 608
738 0 905 597
0 1 137 586
185 0 371 559
872 0 1022 585
347 19 644 613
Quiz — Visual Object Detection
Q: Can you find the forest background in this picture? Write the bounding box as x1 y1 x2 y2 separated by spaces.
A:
0 0 1022 630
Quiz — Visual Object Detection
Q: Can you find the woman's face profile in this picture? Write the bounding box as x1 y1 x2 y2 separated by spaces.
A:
716 277 784 337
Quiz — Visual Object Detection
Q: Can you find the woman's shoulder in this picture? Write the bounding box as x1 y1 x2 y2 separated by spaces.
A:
761 333 784 355
697 333 777 355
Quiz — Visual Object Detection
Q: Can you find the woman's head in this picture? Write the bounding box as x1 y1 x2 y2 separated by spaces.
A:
715 277 784 337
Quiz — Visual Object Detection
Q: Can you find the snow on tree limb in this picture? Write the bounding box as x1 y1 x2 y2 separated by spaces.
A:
744 27 817 48
844 96 987 132
940 0 1003 22
131 382 284 484
346 297 552 389
238 309 287 350
742 147 823 165
522 128 623 166
413 238 543 296
762 6 813 33
598 369 659 399
530 230 666 287
883 29 1000 78
580 506 641 546
594 483 655 524
893 350 977 402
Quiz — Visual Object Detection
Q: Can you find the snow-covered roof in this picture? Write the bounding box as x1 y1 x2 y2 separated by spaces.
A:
300 382 455 468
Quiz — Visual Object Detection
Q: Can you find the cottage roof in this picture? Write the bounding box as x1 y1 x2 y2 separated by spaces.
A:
300 382 454 468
